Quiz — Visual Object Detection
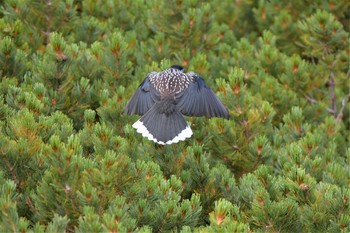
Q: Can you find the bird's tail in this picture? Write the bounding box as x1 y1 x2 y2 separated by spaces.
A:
132 102 192 145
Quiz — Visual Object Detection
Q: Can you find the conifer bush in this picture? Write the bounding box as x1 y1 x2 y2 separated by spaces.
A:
0 0 349 232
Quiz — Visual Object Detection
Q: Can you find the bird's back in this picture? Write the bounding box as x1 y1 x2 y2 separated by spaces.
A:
149 68 192 96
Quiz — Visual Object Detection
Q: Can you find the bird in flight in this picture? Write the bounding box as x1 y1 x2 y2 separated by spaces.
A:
125 65 229 145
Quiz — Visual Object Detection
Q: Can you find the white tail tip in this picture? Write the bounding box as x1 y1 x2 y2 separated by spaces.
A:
132 120 192 145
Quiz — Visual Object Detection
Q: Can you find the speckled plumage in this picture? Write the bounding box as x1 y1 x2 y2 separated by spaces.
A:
148 67 192 95
125 65 229 145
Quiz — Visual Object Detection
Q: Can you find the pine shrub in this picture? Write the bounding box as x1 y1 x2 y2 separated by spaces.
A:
0 0 349 232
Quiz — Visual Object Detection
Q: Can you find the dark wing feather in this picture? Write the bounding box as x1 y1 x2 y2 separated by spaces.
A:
177 74 229 119
124 75 159 116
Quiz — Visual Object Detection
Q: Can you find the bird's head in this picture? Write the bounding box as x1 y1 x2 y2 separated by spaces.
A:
170 65 185 72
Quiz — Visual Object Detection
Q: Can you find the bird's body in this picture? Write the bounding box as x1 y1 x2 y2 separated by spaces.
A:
125 65 229 145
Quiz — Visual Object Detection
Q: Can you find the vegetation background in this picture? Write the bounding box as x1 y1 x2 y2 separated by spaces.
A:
0 0 349 232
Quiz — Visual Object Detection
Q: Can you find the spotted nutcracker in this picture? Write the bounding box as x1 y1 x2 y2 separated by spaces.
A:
125 65 229 145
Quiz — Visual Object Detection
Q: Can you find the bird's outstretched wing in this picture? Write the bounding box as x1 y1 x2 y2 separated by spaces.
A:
177 73 229 119
124 73 159 116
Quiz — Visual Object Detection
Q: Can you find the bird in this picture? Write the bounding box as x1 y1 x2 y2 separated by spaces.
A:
124 65 229 145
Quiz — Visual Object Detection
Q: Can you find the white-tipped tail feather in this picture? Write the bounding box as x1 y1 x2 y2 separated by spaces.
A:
166 126 192 144
133 120 192 145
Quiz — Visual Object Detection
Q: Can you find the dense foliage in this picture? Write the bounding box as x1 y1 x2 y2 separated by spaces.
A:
0 0 349 232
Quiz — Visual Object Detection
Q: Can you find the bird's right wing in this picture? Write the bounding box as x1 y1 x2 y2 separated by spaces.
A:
177 72 229 119
124 72 159 116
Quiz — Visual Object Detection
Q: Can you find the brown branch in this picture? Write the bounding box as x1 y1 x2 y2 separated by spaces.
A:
305 92 349 123
4 159 19 186
44 0 52 45
336 93 350 123
304 94 335 114
328 70 337 117
304 94 317 104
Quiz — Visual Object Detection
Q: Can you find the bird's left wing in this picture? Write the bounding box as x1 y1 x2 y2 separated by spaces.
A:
124 72 159 116
176 72 229 119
